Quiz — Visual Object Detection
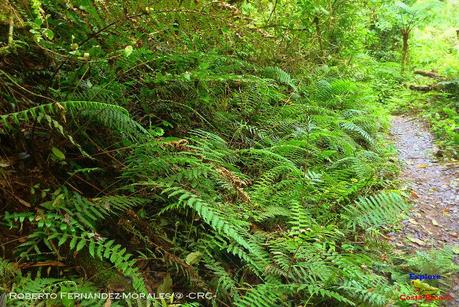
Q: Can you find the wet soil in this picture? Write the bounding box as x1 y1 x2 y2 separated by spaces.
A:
389 115 459 305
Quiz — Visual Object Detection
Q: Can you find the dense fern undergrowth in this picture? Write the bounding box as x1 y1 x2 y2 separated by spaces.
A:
0 0 458 306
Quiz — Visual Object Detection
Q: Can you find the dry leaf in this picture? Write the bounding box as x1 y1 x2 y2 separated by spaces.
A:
407 236 425 246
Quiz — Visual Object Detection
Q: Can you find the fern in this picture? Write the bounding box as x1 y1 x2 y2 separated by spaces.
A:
161 186 254 254
288 200 314 237
263 66 298 92
0 1 428 305
339 121 374 146
234 283 284 307
340 280 389 306
204 259 240 299
0 101 145 139
3 189 149 293
342 191 409 229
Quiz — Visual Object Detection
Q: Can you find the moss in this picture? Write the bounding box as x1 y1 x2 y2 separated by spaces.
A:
0 257 19 290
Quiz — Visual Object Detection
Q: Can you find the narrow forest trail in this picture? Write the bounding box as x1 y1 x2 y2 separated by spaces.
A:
389 115 459 304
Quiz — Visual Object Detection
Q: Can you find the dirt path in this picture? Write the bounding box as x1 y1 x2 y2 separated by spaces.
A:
389 115 459 304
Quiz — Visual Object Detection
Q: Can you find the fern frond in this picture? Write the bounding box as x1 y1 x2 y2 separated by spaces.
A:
288 200 314 237
342 191 409 229
0 101 145 139
161 186 254 253
339 122 374 146
235 283 284 307
263 66 298 92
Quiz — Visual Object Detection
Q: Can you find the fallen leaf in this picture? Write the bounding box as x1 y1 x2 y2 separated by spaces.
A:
431 219 439 226
417 163 429 168
408 219 419 225
407 236 425 246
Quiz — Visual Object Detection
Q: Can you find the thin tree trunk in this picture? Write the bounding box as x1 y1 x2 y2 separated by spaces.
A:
401 29 410 74
314 16 323 57
8 15 14 46
267 0 278 23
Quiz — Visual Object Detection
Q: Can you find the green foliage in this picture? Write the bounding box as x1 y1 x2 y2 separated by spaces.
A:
405 246 459 276
0 100 144 138
4 189 148 293
343 191 409 229
388 0 458 159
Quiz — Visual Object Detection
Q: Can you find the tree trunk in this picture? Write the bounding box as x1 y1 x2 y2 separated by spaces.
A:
8 15 14 46
401 29 410 74
314 16 324 57
409 84 439 91
414 70 444 80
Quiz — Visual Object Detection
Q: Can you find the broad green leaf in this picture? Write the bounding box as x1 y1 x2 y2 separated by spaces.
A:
58 233 69 246
43 29 54 40
76 238 86 252
124 45 133 57
89 239 95 257
185 251 202 265
69 236 78 250
51 147 66 161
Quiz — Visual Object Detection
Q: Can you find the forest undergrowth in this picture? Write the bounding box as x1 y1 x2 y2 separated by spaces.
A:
0 1 458 306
